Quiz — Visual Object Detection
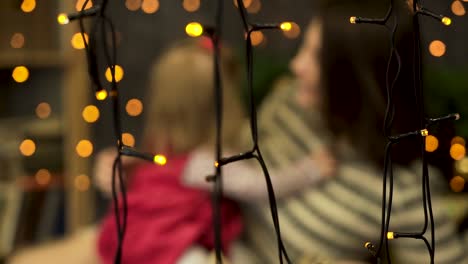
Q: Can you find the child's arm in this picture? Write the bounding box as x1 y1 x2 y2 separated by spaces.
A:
182 148 335 202
93 148 141 197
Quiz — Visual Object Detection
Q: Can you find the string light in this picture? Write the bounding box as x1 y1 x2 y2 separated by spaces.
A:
71 32 89 49
35 102 52 119
387 232 395 240
185 22 204 37
74 174 91 192
19 139 36 156
75 0 93 11
141 0 159 14
183 0 200 12
57 5 102 26
451 0 466 16
75 139 93 158
280 22 292 31
153 154 167 165
450 176 465 192
21 0 36 13
95 89 108 100
82 105 100 123
125 0 142 11
105 65 124 82
35 169 52 186
12 66 29 83
125 99 143 116
441 17 452 26
425 135 439 152
10 33 25 49
450 143 466 160
57 13 70 25
429 40 446 57
122 133 135 147
282 22 301 39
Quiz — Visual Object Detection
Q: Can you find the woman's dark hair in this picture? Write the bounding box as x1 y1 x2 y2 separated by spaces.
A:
320 0 420 168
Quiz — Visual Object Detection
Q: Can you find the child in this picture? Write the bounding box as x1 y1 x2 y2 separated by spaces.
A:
96 38 245 264
95 38 335 264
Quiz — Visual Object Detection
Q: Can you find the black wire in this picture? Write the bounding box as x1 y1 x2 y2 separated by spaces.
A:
214 1 293 262
413 1 436 262
211 0 225 262
99 8 129 264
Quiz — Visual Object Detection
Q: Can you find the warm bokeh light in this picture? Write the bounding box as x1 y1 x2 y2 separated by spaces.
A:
233 0 253 8
425 135 439 152
456 157 468 174
82 105 100 123
350 16 357 24
450 143 466 161
282 22 301 39
451 1 466 16
183 0 200 12
71 33 89 50
74 174 91 192
57 13 70 25
19 139 36 156
250 31 264 46
105 65 124 83
141 0 159 14
95 89 108 101
451 136 466 146
75 0 93 11
10 33 25 49
122 133 135 147
12 66 29 83
76 140 93 158
429 40 446 57
126 98 143 117
185 22 204 37
450 176 465 192
35 102 52 119
35 169 52 186
21 0 36 13
125 0 142 11
154 154 167 165
247 0 261 13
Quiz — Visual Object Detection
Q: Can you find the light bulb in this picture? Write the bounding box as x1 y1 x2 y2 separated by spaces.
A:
96 89 108 100
442 17 452 26
280 22 292 31
153 154 167 165
57 13 70 25
185 22 204 37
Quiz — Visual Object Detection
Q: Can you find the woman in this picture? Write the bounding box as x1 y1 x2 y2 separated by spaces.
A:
232 0 468 263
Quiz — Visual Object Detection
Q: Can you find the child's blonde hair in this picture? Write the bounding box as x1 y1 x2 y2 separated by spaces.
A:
143 39 244 155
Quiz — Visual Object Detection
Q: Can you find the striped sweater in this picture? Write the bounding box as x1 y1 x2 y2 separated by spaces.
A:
241 78 468 263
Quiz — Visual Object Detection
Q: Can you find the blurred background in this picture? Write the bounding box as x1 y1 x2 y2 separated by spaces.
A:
0 0 467 261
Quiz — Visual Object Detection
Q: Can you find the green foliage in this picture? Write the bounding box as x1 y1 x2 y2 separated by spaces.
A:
238 51 290 109
425 67 468 137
